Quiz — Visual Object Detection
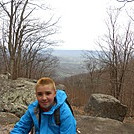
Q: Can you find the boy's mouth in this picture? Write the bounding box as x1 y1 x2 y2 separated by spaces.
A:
41 101 49 105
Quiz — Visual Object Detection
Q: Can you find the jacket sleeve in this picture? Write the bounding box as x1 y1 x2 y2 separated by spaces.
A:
60 103 77 134
10 110 33 134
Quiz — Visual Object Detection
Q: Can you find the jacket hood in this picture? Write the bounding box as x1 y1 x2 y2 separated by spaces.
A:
55 89 67 107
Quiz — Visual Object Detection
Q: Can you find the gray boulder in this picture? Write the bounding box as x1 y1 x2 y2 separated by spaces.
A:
84 93 127 122
0 78 36 117
0 112 19 134
0 112 19 125
76 115 134 134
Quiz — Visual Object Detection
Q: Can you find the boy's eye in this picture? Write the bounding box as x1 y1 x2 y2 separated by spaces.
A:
37 92 42 96
45 91 51 95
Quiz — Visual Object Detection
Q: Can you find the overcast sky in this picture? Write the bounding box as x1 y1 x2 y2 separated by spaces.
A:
45 0 133 50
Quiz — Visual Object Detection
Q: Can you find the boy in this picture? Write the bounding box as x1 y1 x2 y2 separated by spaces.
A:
10 77 76 134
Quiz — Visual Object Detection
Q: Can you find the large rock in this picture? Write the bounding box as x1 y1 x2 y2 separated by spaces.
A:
0 112 19 125
0 112 19 134
76 115 134 134
84 93 127 122
0 78 36 117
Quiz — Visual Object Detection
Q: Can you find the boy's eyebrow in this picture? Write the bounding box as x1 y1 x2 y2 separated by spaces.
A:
45 91 52 92
36 91 42 93
36 91 52 93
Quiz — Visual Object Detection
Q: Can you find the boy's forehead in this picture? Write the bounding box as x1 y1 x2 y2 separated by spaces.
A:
37 84 54 90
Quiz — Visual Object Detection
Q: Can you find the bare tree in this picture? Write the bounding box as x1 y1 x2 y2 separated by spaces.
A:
0 0 59 79
83 51 104 92
98 9 134 99
25 50 59 79
84 9 134 99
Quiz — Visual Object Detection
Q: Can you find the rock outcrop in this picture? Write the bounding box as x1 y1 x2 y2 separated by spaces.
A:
76 115 134 134
0 112 19 134
0 78 36 117
84 93 128 122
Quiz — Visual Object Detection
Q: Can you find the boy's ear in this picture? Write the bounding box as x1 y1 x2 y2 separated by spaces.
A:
54 90 56 96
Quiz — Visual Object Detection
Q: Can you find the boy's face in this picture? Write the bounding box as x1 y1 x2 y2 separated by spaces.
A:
36 84 56 109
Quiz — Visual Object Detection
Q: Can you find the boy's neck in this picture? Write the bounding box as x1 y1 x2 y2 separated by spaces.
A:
40 106 50 112
39 101 56 112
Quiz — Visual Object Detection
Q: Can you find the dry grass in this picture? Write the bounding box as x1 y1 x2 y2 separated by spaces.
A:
72 106 86 115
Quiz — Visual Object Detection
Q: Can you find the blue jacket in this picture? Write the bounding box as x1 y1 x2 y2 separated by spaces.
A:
10 90 77 134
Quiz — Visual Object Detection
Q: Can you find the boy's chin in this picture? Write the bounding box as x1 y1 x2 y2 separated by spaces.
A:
42 105 50 109
41 103 53 109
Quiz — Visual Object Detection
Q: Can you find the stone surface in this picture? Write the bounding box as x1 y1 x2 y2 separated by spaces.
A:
0 112 19 125
0 112 19 134
84 93 128 122
76 115 134 134
0 78 36 117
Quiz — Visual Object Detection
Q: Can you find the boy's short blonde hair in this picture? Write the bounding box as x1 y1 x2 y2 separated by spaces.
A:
35 77 56 91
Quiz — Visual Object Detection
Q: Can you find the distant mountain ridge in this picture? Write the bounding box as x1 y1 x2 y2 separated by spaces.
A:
52 50 87 78
52 50 84 57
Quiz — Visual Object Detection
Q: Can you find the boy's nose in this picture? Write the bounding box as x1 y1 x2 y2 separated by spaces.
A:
42 94 47 100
